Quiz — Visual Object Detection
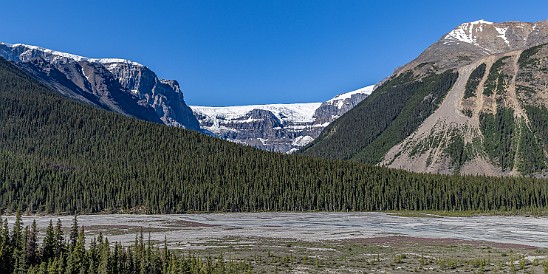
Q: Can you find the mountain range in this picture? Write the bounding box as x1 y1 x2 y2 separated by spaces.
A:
303 19 548 177
191 85 372 153
2 19 548 177
2 19 548 215
0 42 372 153
1 52 542 214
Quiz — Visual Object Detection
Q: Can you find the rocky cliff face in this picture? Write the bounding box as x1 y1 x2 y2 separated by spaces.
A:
0 43 200 130
313 86 373 124
303 19 548 177
191 85 373 153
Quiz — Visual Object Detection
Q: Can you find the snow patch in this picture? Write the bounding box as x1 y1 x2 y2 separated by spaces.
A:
0 43 143 66
257 138 269 145
326 85 374 108
81 67 90 82
470 19 493 25
286 148 299 154
443 19 494 50
495 27 510 46
292 136 314 147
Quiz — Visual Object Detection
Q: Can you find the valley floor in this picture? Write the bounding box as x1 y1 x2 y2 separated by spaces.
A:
4 212 548 273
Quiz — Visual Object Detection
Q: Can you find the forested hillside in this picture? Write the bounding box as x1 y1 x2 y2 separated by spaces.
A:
1 57 548 214
301 70 458 163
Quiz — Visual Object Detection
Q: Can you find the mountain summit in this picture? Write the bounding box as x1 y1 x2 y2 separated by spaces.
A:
397 19 548 74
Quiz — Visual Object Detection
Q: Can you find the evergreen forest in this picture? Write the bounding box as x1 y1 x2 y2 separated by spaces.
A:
1 57 548 214
301 69 459 163
0 213 248 273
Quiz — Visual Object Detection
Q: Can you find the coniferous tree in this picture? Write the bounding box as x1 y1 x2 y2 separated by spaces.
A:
69 215 78 251
53 219 64 258
25 220 39 267
0 218 12 274
41 220 55 263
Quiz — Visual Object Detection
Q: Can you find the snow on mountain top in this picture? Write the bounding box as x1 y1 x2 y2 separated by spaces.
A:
441 19 525 51
327 85 374 104
444 22 483 45
0 43 143 66
192 84 375 123
191 102 322 123
443 19 506 50
95 58 143 66
469 19 494 25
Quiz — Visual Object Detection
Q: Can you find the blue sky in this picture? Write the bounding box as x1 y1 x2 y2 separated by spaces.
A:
1 1 547 106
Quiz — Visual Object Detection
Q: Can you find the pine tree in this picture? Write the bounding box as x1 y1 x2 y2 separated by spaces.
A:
12 211 23 251
41 220 55 262
72 226 87 272
53 219 64 257
0 219 13 274
97 238 110 274
69 215 78 251
25 220 38 266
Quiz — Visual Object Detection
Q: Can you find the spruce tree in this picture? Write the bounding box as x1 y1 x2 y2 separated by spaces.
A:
69 215 78 251
25 220 38 266
41 220 55 262
53 219 64 257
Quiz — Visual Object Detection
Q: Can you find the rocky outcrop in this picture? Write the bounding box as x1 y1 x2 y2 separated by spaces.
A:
313 86 372 124
191 85 374 153
0 43 200 130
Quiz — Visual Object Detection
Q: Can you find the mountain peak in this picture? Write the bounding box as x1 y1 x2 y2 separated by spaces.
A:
468 19 494 25
443 19 508 49
395 19 548 74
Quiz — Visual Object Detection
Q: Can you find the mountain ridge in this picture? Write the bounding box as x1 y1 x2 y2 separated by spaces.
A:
0 42 200 130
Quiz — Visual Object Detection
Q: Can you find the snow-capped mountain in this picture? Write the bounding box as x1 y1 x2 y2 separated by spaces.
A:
191 85 374 153
303 19 548 177
0 43 200 130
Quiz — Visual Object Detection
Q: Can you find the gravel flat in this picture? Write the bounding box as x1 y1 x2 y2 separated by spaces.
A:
5 212 548 248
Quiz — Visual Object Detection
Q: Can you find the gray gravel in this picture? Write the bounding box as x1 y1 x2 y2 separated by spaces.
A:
4 212 548 248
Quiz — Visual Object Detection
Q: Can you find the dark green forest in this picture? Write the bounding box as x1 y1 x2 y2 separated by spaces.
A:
464 63 486 99
1 57 548 214
301 69 458 163
0 213 247 273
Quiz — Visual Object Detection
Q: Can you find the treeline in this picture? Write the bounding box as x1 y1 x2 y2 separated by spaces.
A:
0 213 248 273
1 57 548 214
301 69 458 163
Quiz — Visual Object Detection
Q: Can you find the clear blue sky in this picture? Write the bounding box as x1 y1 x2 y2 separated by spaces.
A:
1 1 547 106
